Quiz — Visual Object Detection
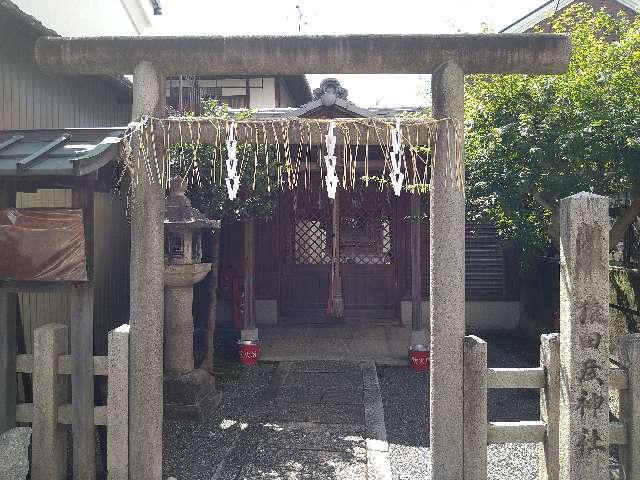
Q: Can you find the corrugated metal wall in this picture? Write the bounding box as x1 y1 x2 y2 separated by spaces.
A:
93 192 131 354
0 42 130 129
2 21 132 354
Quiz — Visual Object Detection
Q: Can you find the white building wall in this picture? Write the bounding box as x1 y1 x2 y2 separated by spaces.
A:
250 77 277 109
182 77 278 108
11 0 156 36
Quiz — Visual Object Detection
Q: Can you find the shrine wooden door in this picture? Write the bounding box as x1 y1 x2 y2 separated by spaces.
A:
279 186 399 323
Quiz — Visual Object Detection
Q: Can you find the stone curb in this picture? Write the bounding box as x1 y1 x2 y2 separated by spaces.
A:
362 362 393 480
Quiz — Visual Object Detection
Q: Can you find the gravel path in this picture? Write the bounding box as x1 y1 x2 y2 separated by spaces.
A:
164 360 388 480
163 363 277 480
377 330 540 480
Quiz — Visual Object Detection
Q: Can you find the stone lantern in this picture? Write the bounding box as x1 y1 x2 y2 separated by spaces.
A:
163 176 221 421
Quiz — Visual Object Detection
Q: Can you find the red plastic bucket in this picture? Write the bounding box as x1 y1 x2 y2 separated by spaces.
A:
238 340 260 366
409 345 430 372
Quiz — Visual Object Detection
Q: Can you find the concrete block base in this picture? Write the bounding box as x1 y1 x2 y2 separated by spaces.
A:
163 369 222 422
400 300 520 330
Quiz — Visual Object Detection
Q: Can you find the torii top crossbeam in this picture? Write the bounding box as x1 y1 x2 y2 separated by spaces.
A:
35 34 570 76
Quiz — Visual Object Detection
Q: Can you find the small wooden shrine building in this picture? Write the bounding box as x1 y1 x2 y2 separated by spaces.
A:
216 79 519 331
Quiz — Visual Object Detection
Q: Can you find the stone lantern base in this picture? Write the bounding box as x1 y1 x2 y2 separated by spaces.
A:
163 369 223 422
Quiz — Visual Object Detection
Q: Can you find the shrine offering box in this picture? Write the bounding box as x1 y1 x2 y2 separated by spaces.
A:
0 208 87 281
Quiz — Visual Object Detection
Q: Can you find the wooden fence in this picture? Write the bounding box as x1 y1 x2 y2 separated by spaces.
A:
463 333 640 480
15 323 129 480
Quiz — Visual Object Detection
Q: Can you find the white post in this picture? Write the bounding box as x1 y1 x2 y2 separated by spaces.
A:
430 60 465 480
558 192 609 480
539 333 560 480
107 324 130 480
463 335 487 480
620 333 640 480
31 323 69 480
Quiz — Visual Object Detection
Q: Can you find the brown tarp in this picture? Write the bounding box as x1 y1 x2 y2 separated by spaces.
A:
0 208 87 281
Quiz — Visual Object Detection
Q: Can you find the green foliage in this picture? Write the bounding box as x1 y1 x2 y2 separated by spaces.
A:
465 4 640 263
171 99 279 220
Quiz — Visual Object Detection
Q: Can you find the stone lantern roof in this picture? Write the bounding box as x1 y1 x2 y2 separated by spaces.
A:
164 176 220 230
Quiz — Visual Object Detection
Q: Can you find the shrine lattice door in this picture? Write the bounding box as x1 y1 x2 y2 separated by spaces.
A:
280 186 399 323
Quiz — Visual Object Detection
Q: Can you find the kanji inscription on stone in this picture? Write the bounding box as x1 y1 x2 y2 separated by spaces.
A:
559 193 609 480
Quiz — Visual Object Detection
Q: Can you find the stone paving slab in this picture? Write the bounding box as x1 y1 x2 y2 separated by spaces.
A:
276 385 364 405
274 402 364 424
284 370 363 388
288 360 358 373
321 387 364 405
239 447 368 480
257 422 365 452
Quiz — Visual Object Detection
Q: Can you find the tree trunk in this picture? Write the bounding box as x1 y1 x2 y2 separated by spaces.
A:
532 192 560 251
610 198 640 251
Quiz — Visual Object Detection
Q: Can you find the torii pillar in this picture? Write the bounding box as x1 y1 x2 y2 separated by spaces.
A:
430 60 465 479
129 61 166 478
34 33 570 480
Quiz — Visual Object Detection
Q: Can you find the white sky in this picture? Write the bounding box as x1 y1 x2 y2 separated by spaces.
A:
151 0 544 107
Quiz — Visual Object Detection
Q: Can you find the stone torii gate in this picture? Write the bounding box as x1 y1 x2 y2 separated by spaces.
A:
34 34 570 480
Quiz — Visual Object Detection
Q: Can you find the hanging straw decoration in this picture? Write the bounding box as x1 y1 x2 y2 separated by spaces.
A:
224 121 240 200
324 121 338 199
389 118 404 196
119 116 464 197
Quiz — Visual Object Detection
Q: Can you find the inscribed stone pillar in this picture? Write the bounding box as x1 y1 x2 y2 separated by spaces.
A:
429 60 465 480
129 60 165 480
558 192 609 480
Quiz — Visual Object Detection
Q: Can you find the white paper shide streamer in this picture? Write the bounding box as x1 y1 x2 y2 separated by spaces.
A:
225 122 240 200
324 122 338 199
389 119 404 196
